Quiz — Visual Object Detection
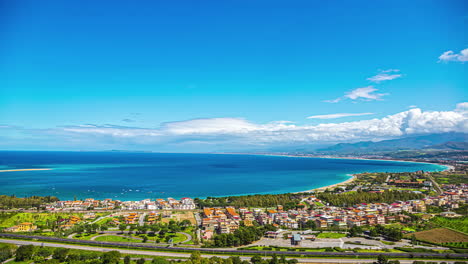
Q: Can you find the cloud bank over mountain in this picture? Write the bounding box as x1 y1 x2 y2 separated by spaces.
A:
1 103 467 151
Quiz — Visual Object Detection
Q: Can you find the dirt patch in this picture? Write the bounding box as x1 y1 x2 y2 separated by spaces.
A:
413 228 468 243
161 211 197 225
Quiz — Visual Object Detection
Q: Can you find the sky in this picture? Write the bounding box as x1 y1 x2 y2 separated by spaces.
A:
0 0 467 151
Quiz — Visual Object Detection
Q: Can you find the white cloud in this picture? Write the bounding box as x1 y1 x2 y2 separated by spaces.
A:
438 48 468 63
325 86 388 103
161 118 258 135
16 103 463 150
367 69 402 83
381 69 400 73
325 69 400 103
307 113 374 119
455 102 468 113
323 98 342 103
345 86 388 101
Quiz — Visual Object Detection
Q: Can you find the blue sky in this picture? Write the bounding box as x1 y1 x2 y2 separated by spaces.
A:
0 0 467 151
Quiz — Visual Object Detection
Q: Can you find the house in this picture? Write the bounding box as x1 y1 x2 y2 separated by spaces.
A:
6 222 37 232
265 231 280 238
291 234 302 246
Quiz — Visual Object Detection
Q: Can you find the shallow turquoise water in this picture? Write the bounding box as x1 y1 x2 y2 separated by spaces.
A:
0 151 445 200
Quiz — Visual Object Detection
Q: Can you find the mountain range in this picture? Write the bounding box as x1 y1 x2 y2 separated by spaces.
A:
316 132 468 154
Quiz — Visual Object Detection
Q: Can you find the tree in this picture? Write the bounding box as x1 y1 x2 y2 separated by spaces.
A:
15 245 34 261
251 255 263 264
44 259 61 264
279 255 287 264
102 250 121 264
386 229 402 241
228 256 241 264
190 251 202 264
152 257 170 264
137 257 146 264
180 219 192 227
52 247 69 262
142 235 148 243
269 254 278 264
37 246 53 258
305 220 316 229
375 254 388 264
66 252 81 262
0 244 13 262
124 255 131 264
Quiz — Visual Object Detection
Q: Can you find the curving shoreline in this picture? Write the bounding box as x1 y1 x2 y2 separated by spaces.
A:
0 152 451 199
249 154 451 193
303 174 356 192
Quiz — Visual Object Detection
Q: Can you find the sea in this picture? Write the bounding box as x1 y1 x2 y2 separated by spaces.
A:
0 151 447 201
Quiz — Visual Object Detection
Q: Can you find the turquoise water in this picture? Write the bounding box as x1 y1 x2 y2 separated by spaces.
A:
0 151 445 200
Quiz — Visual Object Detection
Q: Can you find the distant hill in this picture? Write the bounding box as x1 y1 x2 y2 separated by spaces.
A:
426 141 468 151
317 133 468 154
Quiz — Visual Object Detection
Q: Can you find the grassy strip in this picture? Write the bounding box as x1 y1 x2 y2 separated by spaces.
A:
1 236 467 261
0 241 188 261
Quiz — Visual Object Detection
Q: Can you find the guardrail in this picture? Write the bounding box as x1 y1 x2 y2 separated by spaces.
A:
0 233 467 259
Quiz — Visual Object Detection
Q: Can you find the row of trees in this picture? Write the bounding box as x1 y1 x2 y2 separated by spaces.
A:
11 244 301 264
370 224 403 241
194 194 304 210
0 195 59 209
317 190 424 207
206 224 277 247
117 220 192 235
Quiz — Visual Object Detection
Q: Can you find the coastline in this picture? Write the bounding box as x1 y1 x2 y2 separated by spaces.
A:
0 152 453 200
302 174 356 192
243 153 452 193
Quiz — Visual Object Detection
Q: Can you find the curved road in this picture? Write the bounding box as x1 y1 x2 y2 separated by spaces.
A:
67 231 192 243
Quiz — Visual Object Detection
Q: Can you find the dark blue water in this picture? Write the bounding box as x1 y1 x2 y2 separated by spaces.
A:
0 151 445 200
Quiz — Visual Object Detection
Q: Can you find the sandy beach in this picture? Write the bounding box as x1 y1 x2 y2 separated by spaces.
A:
301 174 357 193
0 168 52 173
276 154 452 193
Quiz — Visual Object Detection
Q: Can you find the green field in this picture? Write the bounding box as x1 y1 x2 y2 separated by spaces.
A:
316 232 347 239
430 216 468 234
0 212 83 229
74 233 100 240
94 234 142 243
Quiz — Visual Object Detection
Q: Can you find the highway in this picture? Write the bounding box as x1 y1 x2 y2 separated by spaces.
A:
0 238 462 264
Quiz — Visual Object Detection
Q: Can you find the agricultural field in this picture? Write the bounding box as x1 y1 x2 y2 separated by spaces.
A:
430 216 468 233
413 228 468 244
316 232 347 239
161 211 196 225
432 172 468 185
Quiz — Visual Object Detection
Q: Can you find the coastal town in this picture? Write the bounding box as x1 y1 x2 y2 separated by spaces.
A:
1 162 466 254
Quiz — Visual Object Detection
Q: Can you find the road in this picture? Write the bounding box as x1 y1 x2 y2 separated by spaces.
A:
178 232 192 244
90 213 114 225
139 213 147 226
427 173 443 194
2 233 467 259
67 231 192 243
0 238 460 263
